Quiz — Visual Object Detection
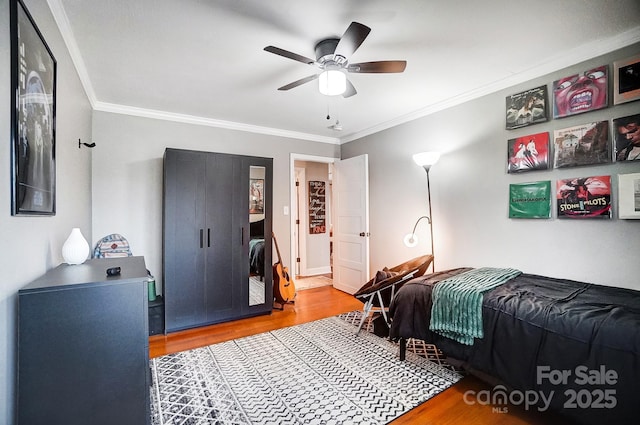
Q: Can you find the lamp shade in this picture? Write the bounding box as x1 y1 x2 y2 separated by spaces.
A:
403 233 419 247
319 70 346 96
412 152 441 168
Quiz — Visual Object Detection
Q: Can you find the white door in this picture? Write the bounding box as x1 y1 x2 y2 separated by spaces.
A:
332 154 370 294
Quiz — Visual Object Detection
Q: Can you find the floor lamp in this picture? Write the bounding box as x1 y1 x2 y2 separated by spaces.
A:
404 152 440 273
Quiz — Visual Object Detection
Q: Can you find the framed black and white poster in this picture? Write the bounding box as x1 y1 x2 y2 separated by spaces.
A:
11 0 57 216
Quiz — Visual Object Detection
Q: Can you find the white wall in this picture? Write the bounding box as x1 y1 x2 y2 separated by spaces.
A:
295 160 331 275
342 43 640 290
91 111 339 293
0 0 93 422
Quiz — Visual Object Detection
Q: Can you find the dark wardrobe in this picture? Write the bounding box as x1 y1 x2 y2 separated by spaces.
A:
163 148 273 332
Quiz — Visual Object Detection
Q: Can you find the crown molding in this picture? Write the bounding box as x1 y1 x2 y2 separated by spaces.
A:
94 102 341 144
46 0 639 146
340 26 640 144
47 0 338 144
47 0 97 106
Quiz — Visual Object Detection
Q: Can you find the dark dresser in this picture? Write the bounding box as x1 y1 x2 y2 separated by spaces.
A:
17 256 150 425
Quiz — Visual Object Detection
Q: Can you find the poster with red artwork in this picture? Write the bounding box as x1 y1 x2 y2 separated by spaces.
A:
553 65 608 118
556 175 611 219
507 132 549 173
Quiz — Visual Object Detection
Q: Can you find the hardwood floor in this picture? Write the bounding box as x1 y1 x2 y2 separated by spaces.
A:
149 286 572 425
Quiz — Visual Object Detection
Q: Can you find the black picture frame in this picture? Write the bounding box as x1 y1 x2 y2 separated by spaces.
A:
10 0 57 216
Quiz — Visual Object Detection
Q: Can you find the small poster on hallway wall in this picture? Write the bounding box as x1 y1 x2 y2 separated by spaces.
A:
556 176 611 219
308 181 326 234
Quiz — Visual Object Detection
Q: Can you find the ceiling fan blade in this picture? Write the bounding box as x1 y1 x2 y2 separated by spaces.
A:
347 61 407 73
334 22 371 60
342 79 357 98
264 46 315 65
277 74 319 91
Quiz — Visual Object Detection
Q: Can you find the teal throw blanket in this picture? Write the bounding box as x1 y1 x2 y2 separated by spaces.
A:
429 267 521 345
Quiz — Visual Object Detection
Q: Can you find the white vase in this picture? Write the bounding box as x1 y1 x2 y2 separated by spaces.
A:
62 228 90 265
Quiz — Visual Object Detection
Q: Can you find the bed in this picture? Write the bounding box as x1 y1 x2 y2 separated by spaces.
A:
388 267 640 425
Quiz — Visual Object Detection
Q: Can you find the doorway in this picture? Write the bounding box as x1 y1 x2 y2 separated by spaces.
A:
290 154 335 290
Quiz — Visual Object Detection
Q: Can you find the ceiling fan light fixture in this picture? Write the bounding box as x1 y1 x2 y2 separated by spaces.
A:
318 70 346 96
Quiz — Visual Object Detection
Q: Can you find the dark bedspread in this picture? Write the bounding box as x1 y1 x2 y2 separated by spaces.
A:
389 268 640 425
249 238 265 277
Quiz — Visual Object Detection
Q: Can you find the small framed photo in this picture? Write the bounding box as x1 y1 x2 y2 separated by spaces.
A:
613 113 640 161
552 65 608 119
618 173 640 219
553 121 611 168
249 179 264 214
506 85 548 130
556 176 611 219
613 54 640 105
10 0 57 216
509 181 551 219
507 132 549 173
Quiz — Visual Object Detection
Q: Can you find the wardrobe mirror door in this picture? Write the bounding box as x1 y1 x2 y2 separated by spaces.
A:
248 166 266 306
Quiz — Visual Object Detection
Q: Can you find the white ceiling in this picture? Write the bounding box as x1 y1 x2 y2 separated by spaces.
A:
48 0 640 144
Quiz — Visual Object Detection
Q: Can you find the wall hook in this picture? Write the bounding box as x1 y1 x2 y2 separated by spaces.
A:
78 139 96 149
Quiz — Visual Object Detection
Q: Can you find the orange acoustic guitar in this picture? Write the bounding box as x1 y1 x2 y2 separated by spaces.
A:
272 231 296 305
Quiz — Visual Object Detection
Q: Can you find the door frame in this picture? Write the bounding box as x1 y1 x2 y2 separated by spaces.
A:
289 154 336 278
293 166 306 276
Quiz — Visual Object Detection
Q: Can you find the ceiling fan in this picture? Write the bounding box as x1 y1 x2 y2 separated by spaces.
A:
264 21 407 98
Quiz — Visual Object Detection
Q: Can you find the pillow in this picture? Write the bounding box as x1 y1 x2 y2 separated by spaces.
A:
374 267 399 283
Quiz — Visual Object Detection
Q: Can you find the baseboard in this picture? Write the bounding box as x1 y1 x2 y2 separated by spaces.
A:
303 266 332 276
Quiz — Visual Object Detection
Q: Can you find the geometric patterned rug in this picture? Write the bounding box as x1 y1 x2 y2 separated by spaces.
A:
150 315 462 424
337 311 462 373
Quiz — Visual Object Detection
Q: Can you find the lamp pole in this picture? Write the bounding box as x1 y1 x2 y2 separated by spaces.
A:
411 151 440 274
423 165 435 273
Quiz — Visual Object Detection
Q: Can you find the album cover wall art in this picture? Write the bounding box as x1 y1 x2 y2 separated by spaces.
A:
552 65 608 119
509 181 551 219
556 176 611 219
613 113 640 161
505 85 548 130
507 132 549 173
553 121 611 168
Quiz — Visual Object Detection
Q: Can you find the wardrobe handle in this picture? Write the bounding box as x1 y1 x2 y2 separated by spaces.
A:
207 228 211 247
241 227 244 245
200 229 204 248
